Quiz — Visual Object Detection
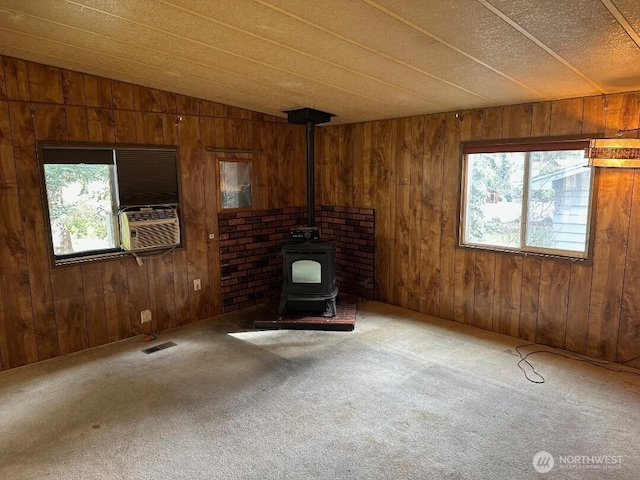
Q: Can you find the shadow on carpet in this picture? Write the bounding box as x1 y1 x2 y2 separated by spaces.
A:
253 294 357 331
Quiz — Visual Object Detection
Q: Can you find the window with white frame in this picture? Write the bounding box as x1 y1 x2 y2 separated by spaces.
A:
460 139 595 259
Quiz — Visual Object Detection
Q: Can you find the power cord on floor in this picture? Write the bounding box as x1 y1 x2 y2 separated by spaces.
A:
515 343 640 384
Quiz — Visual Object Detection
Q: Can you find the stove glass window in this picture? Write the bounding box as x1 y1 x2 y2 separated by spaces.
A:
292 259 321 283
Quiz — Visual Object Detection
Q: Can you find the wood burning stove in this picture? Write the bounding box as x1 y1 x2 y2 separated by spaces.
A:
277 240 338 317
277 107 337 318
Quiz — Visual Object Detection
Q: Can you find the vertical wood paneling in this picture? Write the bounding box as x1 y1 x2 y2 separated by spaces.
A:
586 93 638 360
565 262 592 353
176 95 198 116
420 115 444 316
3 57 30 101
0 60 7 100
339 124 355 207
266 122 280 209
133 85 162 112
66 106 89 141
51 267 88 355
126 258 151 336
10 102 58 361
453 111 482 325
81 264 108 348
254 121 269 210
102 259 132 342
111 81 135 110
27 63 63 104
87 108 116 143
439 113 459 319
148 256 177 331
114 110 137 143
536 261 569 348
178 115 210 321
393 118 411 307
136 112 164 144
351 123 365 207
285 123 303 207
374 120 395 303
62 70 85 105
200 117 222 318
407 116 424 312
0 100 38 368
362 122 377 209
618 170 640 364
84 75 112 109
322 125 339 206
292 122 304 207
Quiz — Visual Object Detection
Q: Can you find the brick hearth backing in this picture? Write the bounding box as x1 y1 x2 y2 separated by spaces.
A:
218 206 375 313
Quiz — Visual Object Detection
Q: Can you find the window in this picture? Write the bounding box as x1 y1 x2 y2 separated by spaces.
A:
218 159 253 210
460 139 595 259
39 143 180 266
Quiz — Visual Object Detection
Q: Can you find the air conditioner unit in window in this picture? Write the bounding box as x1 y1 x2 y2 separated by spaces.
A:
119 206 180 252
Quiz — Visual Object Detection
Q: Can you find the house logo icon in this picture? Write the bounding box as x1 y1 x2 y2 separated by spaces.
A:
533 451 555 473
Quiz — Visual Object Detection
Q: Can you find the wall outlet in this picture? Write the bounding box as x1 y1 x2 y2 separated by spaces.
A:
193 279 201 291
141 309 152 324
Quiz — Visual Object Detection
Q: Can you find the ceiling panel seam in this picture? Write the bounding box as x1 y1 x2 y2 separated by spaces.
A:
364 0 553 100
600 0 640 48
254 0 498 104
156 0 456 107
62 0 433 109
0 8 387 112
0 26 311 109
477 0 607 94
41 0 416 107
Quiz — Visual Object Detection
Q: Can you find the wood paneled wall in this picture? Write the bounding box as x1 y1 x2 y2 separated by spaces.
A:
0 56 306 371
317 93 640 366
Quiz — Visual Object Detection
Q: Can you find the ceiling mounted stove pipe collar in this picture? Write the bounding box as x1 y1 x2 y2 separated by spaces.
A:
284 108 335 228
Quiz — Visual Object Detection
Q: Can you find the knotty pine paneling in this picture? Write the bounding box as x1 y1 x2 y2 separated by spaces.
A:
318 91 640 365
0 55 303 371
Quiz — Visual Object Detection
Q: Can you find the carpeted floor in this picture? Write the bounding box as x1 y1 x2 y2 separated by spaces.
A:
1 300 639 479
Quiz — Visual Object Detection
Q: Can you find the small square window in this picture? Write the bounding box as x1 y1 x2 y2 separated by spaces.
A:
218 159 253 210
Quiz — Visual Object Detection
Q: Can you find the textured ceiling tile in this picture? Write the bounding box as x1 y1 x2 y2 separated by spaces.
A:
0 0 638 123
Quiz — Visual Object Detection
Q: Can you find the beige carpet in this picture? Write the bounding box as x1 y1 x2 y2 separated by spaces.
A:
1 300 639 479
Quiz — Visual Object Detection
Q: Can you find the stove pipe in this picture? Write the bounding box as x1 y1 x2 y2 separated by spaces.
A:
285 108 334 227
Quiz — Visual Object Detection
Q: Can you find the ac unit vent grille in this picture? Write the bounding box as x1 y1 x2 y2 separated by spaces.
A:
135 223 180 249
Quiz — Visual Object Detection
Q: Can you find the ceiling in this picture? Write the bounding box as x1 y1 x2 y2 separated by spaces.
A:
0 0 639 125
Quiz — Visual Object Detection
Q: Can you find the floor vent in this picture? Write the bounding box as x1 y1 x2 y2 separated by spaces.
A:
142 341 177 354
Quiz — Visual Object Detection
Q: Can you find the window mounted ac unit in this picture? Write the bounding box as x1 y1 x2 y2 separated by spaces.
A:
119 206 180 252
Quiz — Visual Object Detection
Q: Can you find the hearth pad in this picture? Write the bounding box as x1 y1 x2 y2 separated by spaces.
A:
253 294 357 331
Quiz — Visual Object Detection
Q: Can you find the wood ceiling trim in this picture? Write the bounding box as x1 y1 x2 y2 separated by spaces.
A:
476 0 607 94
600 0 640 48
